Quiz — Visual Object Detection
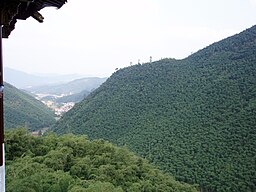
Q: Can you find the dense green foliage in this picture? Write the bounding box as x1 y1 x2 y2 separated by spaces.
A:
4 82 56 131
52 26 256 191
5 129 197 192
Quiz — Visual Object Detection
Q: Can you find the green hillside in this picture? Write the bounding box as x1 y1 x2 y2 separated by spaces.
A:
5 129 197 192
4 82 56 130
52 25 256 191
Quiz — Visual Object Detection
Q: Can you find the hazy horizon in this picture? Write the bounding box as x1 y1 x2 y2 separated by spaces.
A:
3 0 256 77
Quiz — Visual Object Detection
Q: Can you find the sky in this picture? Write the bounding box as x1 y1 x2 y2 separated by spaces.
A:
3 0 256 77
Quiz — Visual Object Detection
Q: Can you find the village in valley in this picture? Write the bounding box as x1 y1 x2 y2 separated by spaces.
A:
35 93 75 119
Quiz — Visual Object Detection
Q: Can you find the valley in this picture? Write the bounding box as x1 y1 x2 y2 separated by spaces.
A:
34 92 75 118
3 74 107 129
24 76 108 117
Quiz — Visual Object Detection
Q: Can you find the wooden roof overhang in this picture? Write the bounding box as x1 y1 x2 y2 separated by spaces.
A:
0 0 67 38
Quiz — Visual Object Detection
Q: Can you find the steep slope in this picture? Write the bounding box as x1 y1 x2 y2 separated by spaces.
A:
4 82 55 130
52 25 256 191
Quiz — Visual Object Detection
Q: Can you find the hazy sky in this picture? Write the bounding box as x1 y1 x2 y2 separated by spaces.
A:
3 0 256 77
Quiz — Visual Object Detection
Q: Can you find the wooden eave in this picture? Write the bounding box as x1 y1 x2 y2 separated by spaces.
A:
0 0 67 38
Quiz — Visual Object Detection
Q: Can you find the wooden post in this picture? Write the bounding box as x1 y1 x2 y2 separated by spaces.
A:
0 25 3 167
0 25 5 192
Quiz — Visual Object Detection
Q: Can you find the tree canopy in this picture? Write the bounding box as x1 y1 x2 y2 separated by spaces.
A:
5 129 197 192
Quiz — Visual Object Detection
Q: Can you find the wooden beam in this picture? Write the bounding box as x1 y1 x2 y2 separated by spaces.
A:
0 0 67 38
0 25 4 166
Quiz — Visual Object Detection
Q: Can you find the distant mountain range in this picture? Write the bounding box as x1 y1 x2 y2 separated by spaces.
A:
4 67 89 88
4 82 56 131
25 77 107 95
52 25 256 191
24 76 107 106
4 67 108 105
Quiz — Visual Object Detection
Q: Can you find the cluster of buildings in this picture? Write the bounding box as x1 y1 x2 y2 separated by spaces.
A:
36 94 75 118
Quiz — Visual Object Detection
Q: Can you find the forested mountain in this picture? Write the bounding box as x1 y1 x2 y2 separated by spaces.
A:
52 25 256 191
5 129 197 192
4 82 55 130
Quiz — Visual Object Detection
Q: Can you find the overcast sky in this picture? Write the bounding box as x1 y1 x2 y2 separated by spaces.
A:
3 0 256 77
